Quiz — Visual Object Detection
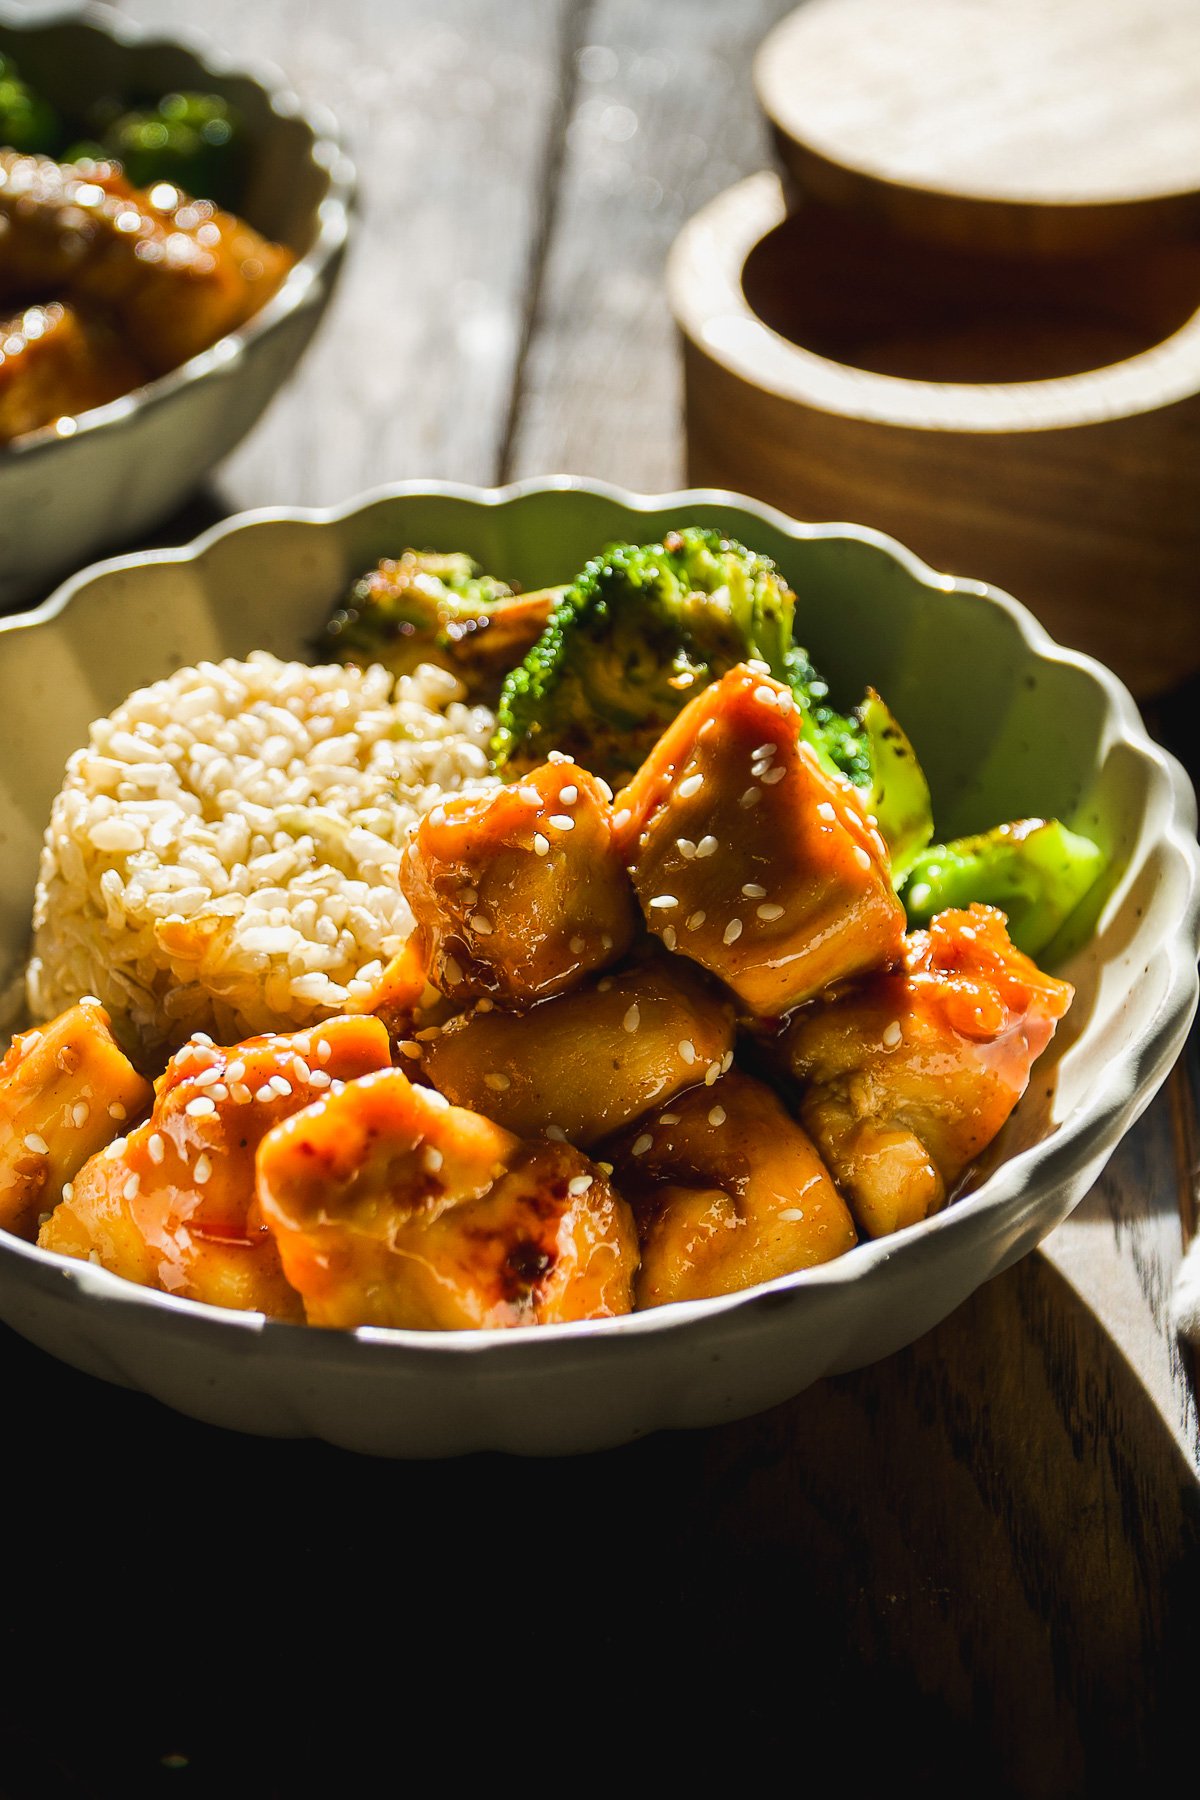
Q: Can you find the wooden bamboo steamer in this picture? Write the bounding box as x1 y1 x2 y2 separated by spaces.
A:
670 0 1200 695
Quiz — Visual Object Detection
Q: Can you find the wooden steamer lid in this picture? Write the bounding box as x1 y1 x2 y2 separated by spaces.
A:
671 0 1200 692
754 0 1200 257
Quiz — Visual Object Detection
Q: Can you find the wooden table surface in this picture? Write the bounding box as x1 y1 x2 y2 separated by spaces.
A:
4 3 1199 1794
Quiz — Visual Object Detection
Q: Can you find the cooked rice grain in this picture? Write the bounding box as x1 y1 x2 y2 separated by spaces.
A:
27 653 495 1057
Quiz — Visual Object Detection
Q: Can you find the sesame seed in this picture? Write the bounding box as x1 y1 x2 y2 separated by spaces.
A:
316 1039 332 1064
695 835 718 858
567 1174 593 1196
882 1020 903 1049
631 1134 653 1157
230 1084 253 1105
190 1032 214 1047
225 1061 246 1083
597 1160 614 1175
194 1154 212 1185
399 1040 422 1060
663 926 677 951
742 882 766 898
721 1050 734 1072
761 766 786 785
613 809 631 831
623 1004 640 1033
776 690 794 713
708 1105 727 1126
817 802 836 822
679 1039 696 1064
423 1145 444 1174
470 913 494 935
148 1133 165 1165
549 814 575 832
754 685 777 705
752 742 775 758
422 1088 448 1109
209 1083 229 1102
677 838 697 859
686 910 706 930
601 933 614 952
659 1113 680 1126
649 894 678 909
79 995 102 1007
779 1207 805 1222
569 936 586 955
193 1065 222 1087
255 1084 275 1103
559 784 578 805
723 918 743 945
545 1125 567 1142
108 1102 127 1121
106 1138 127 1159
23 1133 49 1155
853 845 873 871
185 1097 216 1118
518 788 541 806
484 1071 511 1091
747 659 770 676
533 833 550 856
704 1062 721 1086
678 773 704 799
123 1174 140 1201
269 1076 292 1098
757 903 785 921
414 1026 442 1041
309 1069 332 1089
72 1101 90 1128
596 778 613 801
476 998 495 1013
60 1186 72 1205
740 787 761 808
597 977 614 993
443 954 464 986
548 750 569 763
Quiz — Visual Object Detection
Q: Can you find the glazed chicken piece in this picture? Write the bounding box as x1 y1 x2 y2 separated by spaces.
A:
256 1067 638 1329
615 664 906 1016
780 904 1073 1238
417 950 735 1146
39 1014 391 1317
0 152 293 374
0 1001 152 1242
399 759 638 1007
604 1070 857 1308
0 301 147 442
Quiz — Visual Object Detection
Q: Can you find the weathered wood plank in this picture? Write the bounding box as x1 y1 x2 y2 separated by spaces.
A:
504 0 799 490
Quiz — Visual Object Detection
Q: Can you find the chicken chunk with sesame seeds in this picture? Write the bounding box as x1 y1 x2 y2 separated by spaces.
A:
38 1014 391 1316
0 151 293 376
0 1002 152 1242
602 1071 856 1308
615 664 906 1016
779 905 1073 1238
399 759 639 1008
419 950 736 1146
0 301 147 443
256 1067 638 1329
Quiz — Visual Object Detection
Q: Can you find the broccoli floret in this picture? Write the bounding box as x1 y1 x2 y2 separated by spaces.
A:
901 818 1105 956
0 56 59 155
67 92 244 206
492 527 867 781
319 550 562 701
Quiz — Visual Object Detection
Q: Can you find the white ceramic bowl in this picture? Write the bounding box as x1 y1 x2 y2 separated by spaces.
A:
0 4 354 607
0 478 1196 1458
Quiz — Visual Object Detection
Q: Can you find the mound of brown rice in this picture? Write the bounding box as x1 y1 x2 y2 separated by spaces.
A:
27 652 496 1059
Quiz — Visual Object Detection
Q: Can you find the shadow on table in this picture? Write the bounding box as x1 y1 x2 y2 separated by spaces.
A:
2 1250 1196 1798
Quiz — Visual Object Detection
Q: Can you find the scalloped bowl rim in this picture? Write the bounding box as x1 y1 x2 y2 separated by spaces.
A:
1 475 1197 1365
0 0 355 460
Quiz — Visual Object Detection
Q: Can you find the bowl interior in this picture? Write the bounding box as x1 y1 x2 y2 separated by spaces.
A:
0 486 1187 1187
0 12 329 251
741 201 1200 383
